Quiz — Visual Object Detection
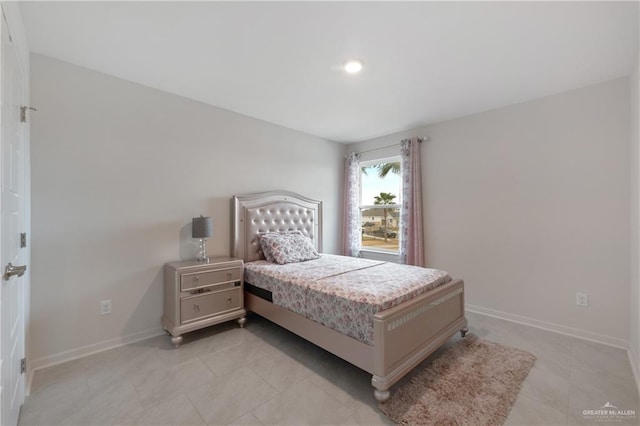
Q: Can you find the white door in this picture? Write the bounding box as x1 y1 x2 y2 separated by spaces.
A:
0 8 26 426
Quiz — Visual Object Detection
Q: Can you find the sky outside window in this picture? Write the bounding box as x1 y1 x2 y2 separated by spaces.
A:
361 164 402 205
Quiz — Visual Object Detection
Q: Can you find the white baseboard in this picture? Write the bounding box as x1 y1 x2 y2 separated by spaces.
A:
466 304 629 349
26 326 165 395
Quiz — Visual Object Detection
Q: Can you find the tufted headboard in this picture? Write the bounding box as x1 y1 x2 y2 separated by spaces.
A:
232 191 323 262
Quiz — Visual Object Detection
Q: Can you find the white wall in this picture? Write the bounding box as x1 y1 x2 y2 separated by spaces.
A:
29 54 345 365
630 49 640 378
350 78 631 345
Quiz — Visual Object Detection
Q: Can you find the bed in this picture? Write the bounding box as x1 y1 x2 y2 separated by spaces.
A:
232 190 468 402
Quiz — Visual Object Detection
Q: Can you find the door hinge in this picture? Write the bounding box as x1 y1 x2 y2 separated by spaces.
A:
20 106 37 123
20 232 26 248
21 358 26 374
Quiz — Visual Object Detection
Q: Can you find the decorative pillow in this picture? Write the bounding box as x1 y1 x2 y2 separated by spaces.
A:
258 231 319 264
258 230 301 263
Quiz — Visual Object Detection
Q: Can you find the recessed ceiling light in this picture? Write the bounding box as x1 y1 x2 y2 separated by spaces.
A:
344 60 363 74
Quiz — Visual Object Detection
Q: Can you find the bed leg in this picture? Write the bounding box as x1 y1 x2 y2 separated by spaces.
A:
460 327 469 338
238 316 247 328
374 388 390 403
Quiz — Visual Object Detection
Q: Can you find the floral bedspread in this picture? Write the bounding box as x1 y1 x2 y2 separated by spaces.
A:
244 254 451 345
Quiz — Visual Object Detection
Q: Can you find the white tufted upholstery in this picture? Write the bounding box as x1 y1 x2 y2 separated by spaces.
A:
232 191 323 262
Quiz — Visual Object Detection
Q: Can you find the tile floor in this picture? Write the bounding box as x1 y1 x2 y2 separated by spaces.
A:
19 312 639 425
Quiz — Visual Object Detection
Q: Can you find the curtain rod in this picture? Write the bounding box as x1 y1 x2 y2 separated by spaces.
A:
354 136 428 156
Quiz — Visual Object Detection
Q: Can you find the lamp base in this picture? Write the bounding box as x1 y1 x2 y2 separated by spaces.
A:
197 238 209 263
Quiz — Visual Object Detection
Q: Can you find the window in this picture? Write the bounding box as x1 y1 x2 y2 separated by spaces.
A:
360 156 402 254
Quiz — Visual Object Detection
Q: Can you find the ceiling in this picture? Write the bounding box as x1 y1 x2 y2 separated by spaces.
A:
19 1 639 143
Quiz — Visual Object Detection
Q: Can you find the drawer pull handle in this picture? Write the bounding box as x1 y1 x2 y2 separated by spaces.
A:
193 276 199 283
193 304 200 312
226 272 232 280
227 297 232 303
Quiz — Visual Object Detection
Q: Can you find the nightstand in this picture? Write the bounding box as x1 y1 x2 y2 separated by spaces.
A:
161 257 246 348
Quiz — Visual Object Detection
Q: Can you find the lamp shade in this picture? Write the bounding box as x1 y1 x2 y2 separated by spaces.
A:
192 216 213 239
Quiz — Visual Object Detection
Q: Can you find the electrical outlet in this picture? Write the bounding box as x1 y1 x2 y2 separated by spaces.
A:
576 292 589 307
100 299 112 315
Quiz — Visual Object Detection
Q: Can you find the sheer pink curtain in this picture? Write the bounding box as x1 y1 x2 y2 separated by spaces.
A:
400 137 424 266
342 152 361 257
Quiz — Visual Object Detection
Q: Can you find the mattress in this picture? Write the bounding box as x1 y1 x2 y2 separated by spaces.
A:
244 254 451 345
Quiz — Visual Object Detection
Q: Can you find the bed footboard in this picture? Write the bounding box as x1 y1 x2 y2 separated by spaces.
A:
371 279 467 402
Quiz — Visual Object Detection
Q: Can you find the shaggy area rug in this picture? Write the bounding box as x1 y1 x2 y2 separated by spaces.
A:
379 335 536 425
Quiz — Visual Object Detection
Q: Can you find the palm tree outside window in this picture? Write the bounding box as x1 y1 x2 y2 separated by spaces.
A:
359 157 402 253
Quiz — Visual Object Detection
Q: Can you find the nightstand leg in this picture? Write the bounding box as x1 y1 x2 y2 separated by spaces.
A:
374 388 390 403
237 316 247 328
170 335 183 349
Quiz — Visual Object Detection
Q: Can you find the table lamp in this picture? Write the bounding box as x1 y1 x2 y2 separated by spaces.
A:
192 215 213 263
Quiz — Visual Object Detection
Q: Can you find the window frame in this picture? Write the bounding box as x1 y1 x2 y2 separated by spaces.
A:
358 156 402 261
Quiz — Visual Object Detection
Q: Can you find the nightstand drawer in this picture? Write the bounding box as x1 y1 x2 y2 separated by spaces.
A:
180 288 241 323
180 267 241 291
